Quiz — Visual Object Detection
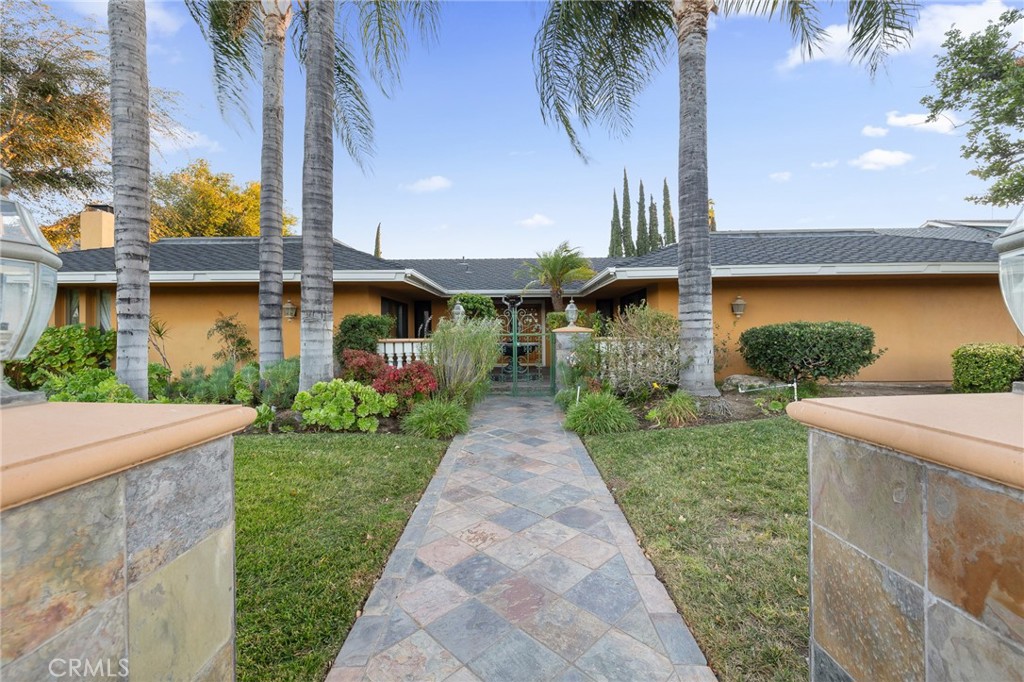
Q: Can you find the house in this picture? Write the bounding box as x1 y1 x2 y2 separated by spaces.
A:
53 206 1021 382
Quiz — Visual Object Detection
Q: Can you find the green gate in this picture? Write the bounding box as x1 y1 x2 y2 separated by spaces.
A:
494 296 553 396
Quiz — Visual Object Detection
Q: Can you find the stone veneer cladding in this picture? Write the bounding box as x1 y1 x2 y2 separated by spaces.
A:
808 429 1024 681
0 437 236 681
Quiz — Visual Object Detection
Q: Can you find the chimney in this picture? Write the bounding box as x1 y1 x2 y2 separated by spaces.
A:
79 203 114 249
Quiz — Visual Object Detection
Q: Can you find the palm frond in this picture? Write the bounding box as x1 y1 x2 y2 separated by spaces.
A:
357 0 441 97
332 33 375 170
184 0 260 125
847 0 917 75
534 0 673 160
719 0 826 59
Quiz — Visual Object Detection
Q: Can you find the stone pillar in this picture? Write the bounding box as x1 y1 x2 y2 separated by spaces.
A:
1 403 254 682
553 325 594 393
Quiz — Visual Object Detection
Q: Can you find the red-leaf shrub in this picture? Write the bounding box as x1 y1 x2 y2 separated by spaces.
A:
339 349 387 384
372 361 438 414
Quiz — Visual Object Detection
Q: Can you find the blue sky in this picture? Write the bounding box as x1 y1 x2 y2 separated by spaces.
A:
55 0 1023 258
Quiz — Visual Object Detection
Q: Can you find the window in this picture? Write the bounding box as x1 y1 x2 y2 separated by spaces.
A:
66 289 81 325
381 298 408 338
619 288 647 312
414 301 432 338
98 290 114 331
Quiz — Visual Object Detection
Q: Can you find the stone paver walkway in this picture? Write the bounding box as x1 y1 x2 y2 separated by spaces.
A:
327 397 716 682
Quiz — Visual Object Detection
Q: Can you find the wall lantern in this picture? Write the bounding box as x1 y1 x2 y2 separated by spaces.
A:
282 299 298 320
564 298 579 326
451 301 466 324
1 168 62 404
730 295 747 318
993 206 1024 336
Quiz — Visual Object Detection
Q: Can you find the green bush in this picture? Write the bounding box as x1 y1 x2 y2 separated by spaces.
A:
739 321 884 384
333 314 395 360
428 318 501 406
565 392 638 435
292 379 397 432
401 398 469 439
262 357 300 409
45 368 138 403
951 343 1024 393
5 325 115 389
555 387 579 411
207 312 256 366
148 363 172 399
170 361 236 403
546 310 604 333
448 293 497 319
600 304 683 395
232 362 261 405
253 403 275 431
646 390 699 427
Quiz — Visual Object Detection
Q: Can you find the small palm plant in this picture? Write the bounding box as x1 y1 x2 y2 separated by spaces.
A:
517 241 596 311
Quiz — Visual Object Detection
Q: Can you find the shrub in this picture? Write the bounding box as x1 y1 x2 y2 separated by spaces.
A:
170 361 236 403
148 363 172 399
448 293 497 319
338 349 387 384
292 379 397 432
334 314 394 358
253 404 275 431
565 392 638 435
262 357 300 409
232 362 261 405
5 325 115 389
428 318 501 406
599 304 684 395
646 391 698 428
555 387 579 411
951 343 1024 393
401 398 469 438
372 361 437 414
739 321 885 384
44 368 138 403
207 312 256 366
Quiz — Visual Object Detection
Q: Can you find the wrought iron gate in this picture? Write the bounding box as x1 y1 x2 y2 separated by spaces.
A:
494 296 552 396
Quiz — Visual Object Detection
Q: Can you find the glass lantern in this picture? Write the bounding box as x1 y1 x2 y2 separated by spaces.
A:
993 206 1024 336
1 168 62 403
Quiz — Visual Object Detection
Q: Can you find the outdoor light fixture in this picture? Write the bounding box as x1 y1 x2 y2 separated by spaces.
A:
565 298 579 326
1 168 62 405
452 301 466 324
282 299 298 320
730 295 747 318
993 205 1024 335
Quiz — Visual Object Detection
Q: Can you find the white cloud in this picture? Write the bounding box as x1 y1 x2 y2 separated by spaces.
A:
65 0 185 36
849 149 914 171
152 125 223 154
517 213 554 229
861 125 889 138
778 1 1019 71
768 171 792 183
885 111 960 135
401 175 452 193
810 160 840 169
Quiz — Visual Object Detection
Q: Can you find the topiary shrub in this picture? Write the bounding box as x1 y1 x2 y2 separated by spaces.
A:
262 357 300 409
739 321 885 383
44 368 138 403
564 392 638 435
292 379 397 432
372 360 437 414
401 398 469 438
448 293 497 319
148 363 172 400
646 390 698 428
232 362 261 405
333 314 395 359
338 349 388 384
951 343 1024 393
5 324 116 389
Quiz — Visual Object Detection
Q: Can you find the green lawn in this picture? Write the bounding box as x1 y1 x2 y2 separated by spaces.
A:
234 433 447 682
585 417 810 681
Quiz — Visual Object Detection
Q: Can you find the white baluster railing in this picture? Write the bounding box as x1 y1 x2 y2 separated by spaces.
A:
377 339 431 368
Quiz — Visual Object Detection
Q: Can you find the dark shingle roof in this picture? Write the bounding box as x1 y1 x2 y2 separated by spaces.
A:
57 237 402 272
405 257 616 292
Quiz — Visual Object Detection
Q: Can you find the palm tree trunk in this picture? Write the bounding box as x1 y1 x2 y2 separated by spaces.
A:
673 0 719 397
258 1 290 375
109 0 151 399
299 0 336 392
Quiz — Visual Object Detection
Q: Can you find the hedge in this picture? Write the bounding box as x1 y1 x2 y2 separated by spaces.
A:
951 343 1024 393
738 321 884 383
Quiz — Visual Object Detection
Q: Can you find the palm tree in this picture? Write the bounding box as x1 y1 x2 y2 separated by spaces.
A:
108 0 150 399
518 241 596 312
535 0 916 396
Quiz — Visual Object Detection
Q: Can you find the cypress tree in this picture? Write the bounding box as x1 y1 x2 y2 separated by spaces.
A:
649 194 661 249
635 180 648 256
621 169 634 257
608 190 623 257
373 222 382 258
662 178 676 244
